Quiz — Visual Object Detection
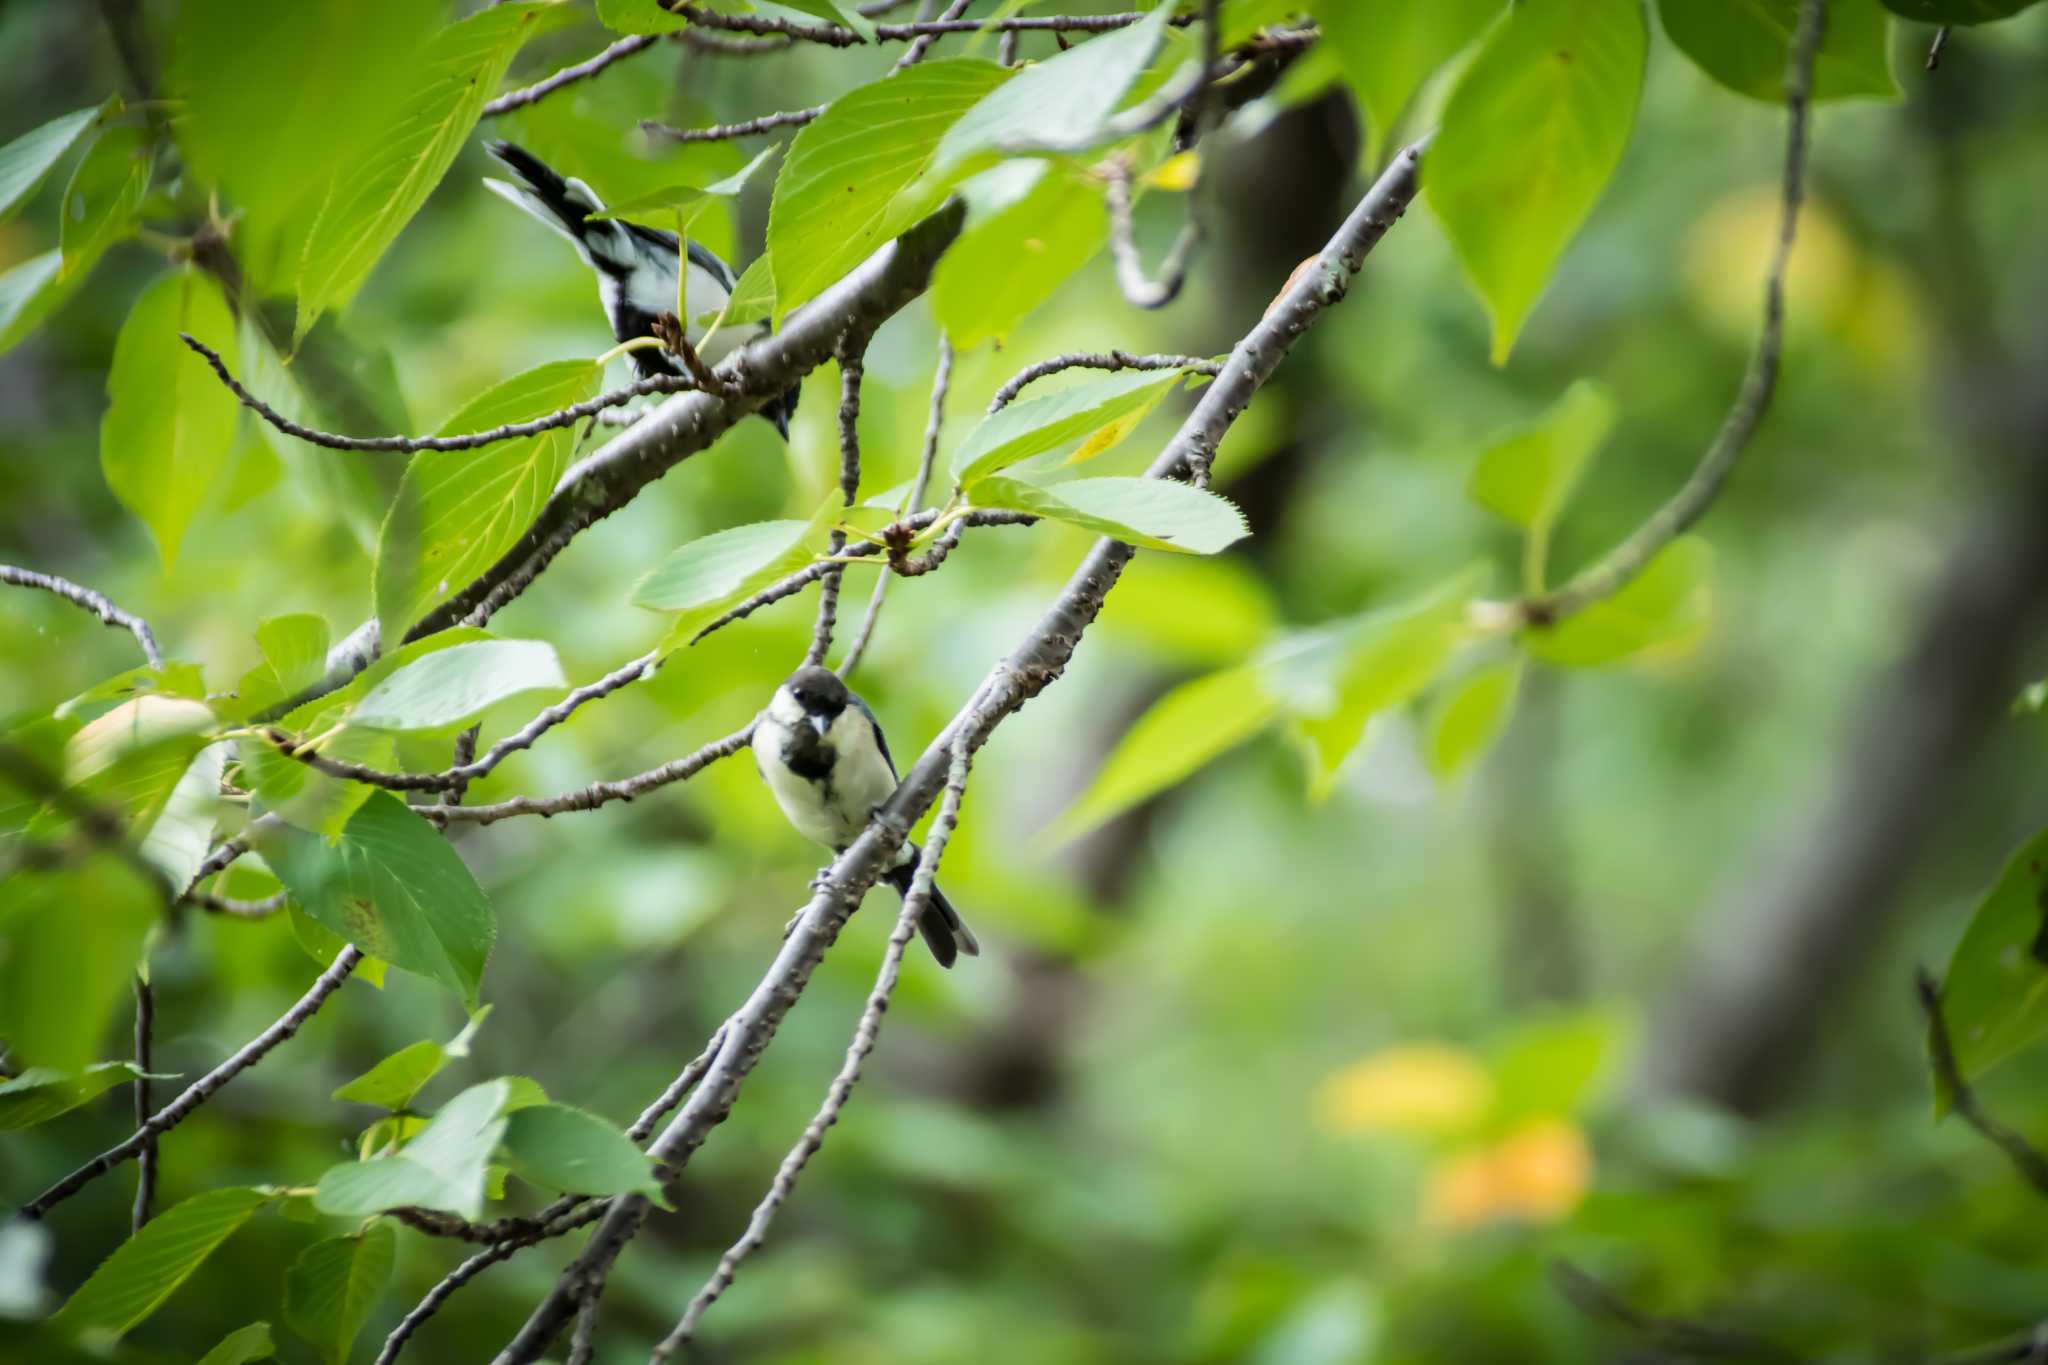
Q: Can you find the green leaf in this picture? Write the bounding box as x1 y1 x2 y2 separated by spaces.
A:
596 0 687 34
284 1223 396 1365
313 1080 514 1220
933 164 1109 349
767 59 1010 319
374 359 602 644
0 1062 150 1130
951 368 1189 485
172 0 443 292
630 516 819 631
296 4 552 341
2016 679 2047 716
501 1103 667 1200
1427 0 1646 364
1048 665 1279 844
1270 571 1481 799
775 0 879 41
698 252 775 330
58 123 150 279
1424 660 1521 783
333 1041 446 1110
333 1007 492 1110
57 695 221 889
288 906 390 989
970 475 1249 555
1878 0 2040 21
195 1322 277 1365
1489 1008 1627 1122
1660 0 1899 103
138 741 227 892
1524 536 1714 667
348 639 566 734
0 99 114 221
586 144 780 220
236 614 332 716
1468 379 1617 530
259 792 495 1006
930 3 1177 178
256 628 497 835
101 268 242 567
1935 827 2048 1090
0 860 158 1073
1320 0 1499 163
0 250 76 355
50 1187 270 1339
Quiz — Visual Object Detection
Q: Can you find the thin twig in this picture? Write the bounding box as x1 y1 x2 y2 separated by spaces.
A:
988 350 1219 413
483 33 660 116
185 890 288 918
1926 24 1951 70
689 509 1033 648
131 976 155 1232
264 652 661 794
893 0 972 69
181 336 696 453
1516 0 1824 628
650 743 973 1356
840 339 950 678
1919 969 2048 1198
630 1024 731 1143
1551 1260 1808 1363
1103 155 1202 309
567 1300 602 1365
491 137 1431 1365
667 5 1190 47
21 947 362 1219
1 563 162 667
807 342 868 667
642 105 824 144
424 725 756 827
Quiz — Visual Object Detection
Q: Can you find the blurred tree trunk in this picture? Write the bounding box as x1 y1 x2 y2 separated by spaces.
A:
1639 47 2048 1114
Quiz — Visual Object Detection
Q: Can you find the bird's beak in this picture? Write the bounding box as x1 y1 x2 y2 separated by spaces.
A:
808 713 830 739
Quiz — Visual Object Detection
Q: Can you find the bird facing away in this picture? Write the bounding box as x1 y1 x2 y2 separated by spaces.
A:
482 140 799 439
753 666 980 968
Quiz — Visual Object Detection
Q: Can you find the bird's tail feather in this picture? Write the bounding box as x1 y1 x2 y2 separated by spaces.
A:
885 853 978 969
484 140 634 273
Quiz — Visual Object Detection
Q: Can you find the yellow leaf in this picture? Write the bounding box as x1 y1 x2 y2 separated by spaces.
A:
1316 1042 1493 1137
1421 1117 1591 1230
1142 151 1201 192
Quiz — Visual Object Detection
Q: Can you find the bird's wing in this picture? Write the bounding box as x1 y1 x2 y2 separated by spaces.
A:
848 694 896 778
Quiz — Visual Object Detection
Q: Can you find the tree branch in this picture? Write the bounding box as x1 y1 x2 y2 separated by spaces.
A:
489 137 1428 1365
21 947 362 1220
483 33 660 117
1 563 162 668
180 336 697 452
1514 0 1823 628
423 725 756 827
131 976 155 1232
642 105 825 144
806 341 869 667
262 652 662 794
668 5 1195 46
987 350 1220 413
649 741 973 1357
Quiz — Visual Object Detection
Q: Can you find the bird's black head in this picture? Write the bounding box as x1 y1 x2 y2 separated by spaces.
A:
782 665 848 720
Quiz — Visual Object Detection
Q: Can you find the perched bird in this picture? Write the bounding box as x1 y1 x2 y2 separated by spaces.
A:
482 140 799 438
753 666 980 968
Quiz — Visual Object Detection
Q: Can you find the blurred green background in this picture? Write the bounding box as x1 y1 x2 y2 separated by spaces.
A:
4 2 2048 1361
